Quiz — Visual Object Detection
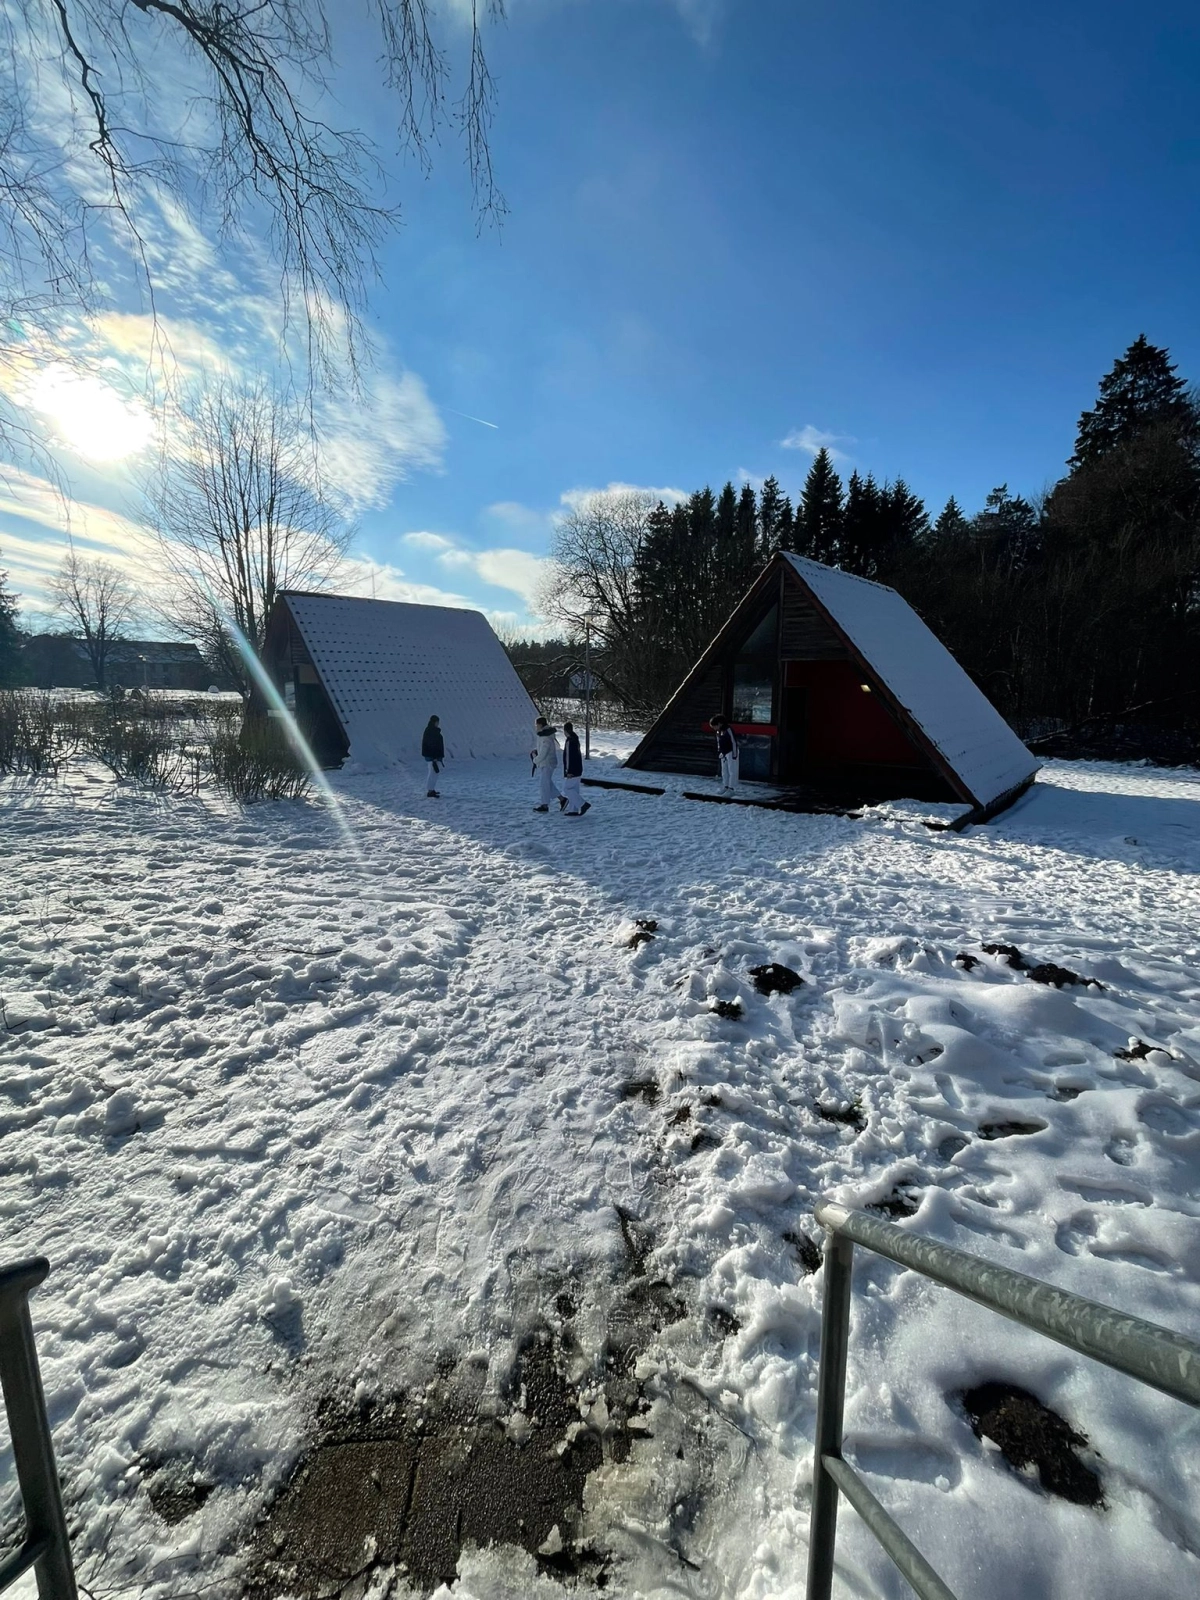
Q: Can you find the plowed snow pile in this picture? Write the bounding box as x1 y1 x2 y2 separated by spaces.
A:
2 749 1199 1600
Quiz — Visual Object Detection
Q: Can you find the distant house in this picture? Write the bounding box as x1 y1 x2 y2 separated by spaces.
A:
22 635 210 691
262 591 539 768
627 552 1039 816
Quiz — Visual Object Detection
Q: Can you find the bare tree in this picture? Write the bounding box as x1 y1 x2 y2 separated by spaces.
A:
539 489 660 711
49 549 138 689
0 1 504 400
149 376 351 688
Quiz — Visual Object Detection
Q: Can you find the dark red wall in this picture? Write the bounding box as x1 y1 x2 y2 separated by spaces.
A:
784 661 922 765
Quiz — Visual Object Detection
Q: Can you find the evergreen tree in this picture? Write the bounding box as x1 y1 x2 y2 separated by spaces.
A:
735 482 759 572
973 485 1040 570
0 559 22 687
797 448 844 563
758 475 791 555
933 496 971 540
1070 335 1199 468
714 481 739 587
880 479 930 550
840 470 883 576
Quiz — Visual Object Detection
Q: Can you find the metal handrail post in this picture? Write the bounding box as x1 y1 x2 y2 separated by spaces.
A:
805 1229 854 1600
815 1201 1200 1409
0 1259 78 1600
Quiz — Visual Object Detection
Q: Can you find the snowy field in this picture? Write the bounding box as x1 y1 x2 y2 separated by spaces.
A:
3 744 1200 1599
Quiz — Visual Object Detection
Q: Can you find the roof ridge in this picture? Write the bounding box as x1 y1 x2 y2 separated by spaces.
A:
781 552 901 597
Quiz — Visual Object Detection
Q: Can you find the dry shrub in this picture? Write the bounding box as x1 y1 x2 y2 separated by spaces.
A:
0 691 61 775
207 717 311 802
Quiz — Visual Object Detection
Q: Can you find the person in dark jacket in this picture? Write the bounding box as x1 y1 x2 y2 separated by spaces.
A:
422 715 445 797
713 715 739 793
559 720 591 816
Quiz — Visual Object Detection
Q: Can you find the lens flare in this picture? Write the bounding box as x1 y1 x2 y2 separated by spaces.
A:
225 618 360 856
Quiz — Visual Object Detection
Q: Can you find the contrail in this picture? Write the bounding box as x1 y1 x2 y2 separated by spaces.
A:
445 406 499 430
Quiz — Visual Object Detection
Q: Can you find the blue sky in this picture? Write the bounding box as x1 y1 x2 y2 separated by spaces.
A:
3 0 1199 631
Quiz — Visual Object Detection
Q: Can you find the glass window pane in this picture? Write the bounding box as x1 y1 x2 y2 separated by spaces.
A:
732 604 777 724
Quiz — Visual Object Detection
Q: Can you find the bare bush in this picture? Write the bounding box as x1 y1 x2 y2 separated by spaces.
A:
82 692 189 789
0 691 59 774
207 719 312 802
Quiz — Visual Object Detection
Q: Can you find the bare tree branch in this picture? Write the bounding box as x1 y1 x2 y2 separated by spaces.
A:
0 1 505 405
147 373 351 688
49 546 138 688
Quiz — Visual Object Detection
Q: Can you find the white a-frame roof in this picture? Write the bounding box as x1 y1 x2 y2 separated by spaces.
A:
281 592 538 767
782 554 1038 809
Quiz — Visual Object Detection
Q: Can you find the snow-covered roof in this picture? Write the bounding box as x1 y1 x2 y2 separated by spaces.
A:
782 555 1039 808
282 593 538 767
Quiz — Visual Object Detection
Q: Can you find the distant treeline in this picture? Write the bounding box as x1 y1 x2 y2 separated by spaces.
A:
541 336 1200 740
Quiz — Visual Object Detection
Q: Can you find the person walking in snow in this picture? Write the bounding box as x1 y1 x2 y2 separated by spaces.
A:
422 714 445 797
531 715 563 812
713 715 739 794
560 720 591 816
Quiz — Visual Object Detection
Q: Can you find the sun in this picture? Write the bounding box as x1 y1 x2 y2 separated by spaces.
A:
22 361 154 462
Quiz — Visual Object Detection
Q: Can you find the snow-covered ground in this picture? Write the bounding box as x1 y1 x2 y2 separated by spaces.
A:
3 745 1200 1600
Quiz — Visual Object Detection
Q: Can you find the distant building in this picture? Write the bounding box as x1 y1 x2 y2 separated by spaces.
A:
627 553 1039 817
262 591 538 768
22 635 211 691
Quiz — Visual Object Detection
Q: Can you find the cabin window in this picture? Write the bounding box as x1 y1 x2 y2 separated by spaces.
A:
731 604 777 725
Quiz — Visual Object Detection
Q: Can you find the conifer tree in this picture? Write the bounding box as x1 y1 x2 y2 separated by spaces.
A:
0 558 22 687
881 479 930 549
797 449 844 563
735 482 759 571
757 476 790 555
840 470 883 575
1070 336 1198 468
933 496 971 540
714 481 739 585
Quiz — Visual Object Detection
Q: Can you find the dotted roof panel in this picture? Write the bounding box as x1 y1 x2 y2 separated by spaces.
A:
283 593 538 765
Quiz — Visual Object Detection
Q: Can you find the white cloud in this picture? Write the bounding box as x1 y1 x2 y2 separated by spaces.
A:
558 480 687 511
468 548 549 603
780 425 856 464
338 556 475 611
484 500 553 538
0 467 162 619
434 543 548 604
402 531 457 552
316 370 447 513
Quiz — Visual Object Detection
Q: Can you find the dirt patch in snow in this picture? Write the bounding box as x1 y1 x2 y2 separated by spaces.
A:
816 1098 866 1132
978 1118 1047 1141
747 963 804 996
959 1381 1104 1508
980 943 1104 990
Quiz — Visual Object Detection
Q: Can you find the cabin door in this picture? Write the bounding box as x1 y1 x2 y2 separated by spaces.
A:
778 684 806 782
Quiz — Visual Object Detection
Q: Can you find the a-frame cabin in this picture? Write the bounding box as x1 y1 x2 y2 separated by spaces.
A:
626 553 1038 814
261 591 538 769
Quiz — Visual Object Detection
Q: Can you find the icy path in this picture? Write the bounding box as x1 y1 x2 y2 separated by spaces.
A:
2 754 1200 1599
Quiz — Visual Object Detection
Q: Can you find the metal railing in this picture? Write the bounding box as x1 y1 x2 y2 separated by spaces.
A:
806 1200 1200 1600
0 1259 77 1600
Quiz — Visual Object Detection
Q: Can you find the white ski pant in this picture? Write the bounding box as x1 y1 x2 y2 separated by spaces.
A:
538 766 562 807
720 753 739 791
426 761 441 791
562 776 583 814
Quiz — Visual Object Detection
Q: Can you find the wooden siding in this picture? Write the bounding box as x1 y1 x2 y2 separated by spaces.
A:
780 577 847 660
629 662 723 775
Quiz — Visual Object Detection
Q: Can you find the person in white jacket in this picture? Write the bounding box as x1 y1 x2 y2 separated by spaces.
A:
531 716 564 812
